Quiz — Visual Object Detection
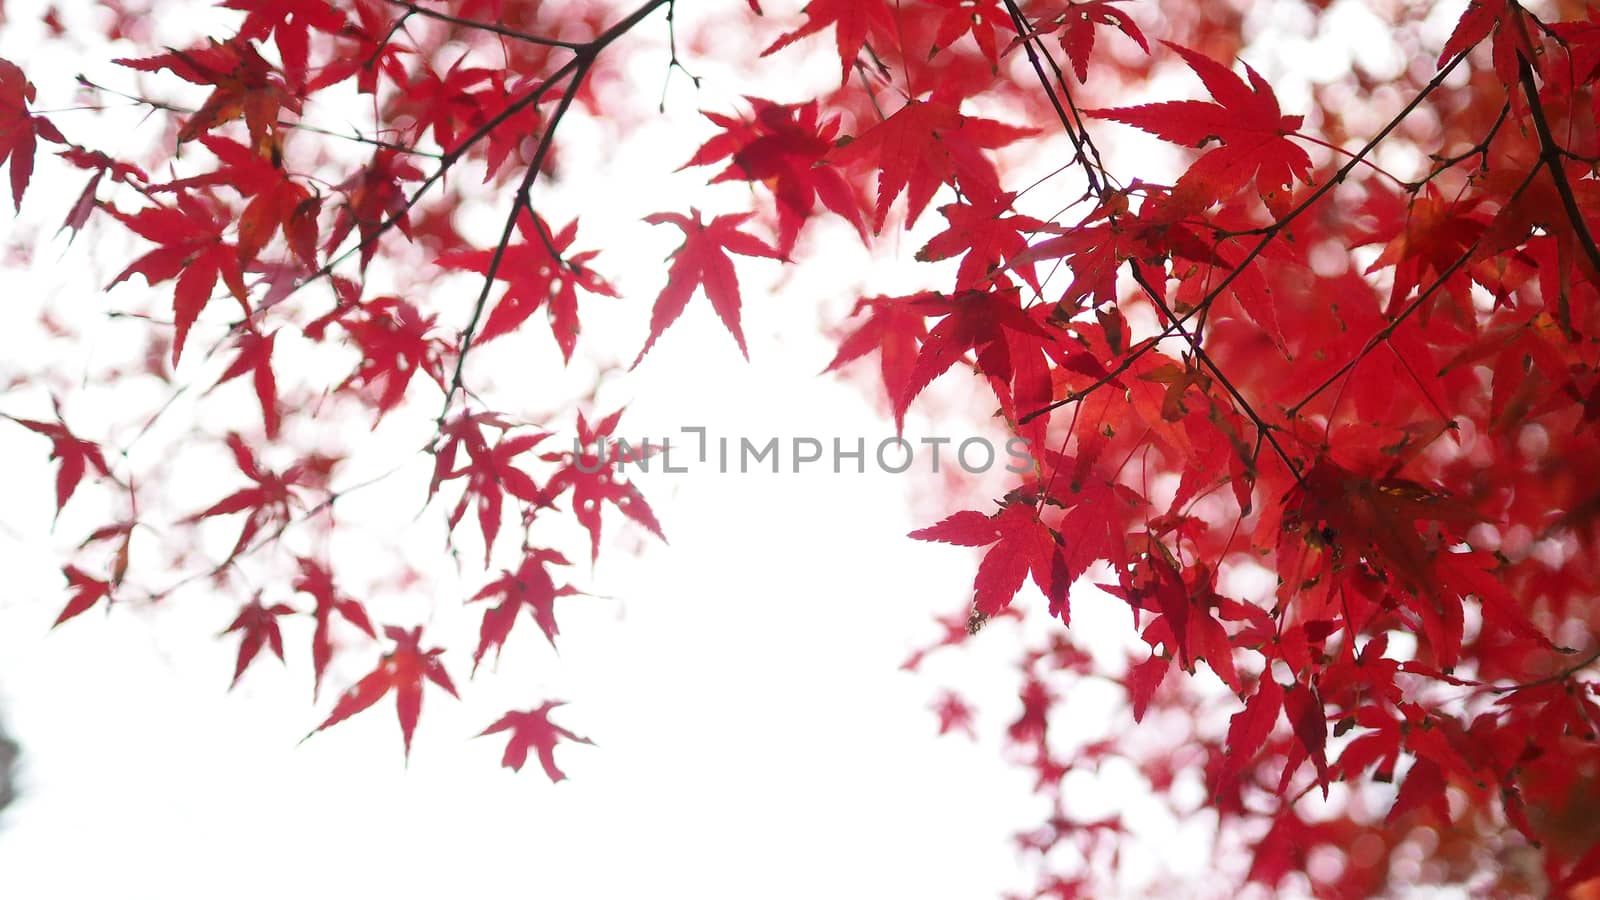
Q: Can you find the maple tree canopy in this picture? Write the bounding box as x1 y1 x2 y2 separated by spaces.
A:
2 0 1600 895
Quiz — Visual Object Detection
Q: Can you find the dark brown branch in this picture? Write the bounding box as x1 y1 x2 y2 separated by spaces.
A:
246 0 673 331
1019 48 1474 426
1286 165 1543 419
441 59 590 418
1127 265 1303 476
1000 0 1103 194
439 0 674 415
1518 59 1600 290
1486 646 1600 694
1412 100 1510 189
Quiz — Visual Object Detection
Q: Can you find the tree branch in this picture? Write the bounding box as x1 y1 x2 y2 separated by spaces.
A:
1019 48 1473 427
1000 0 1104 194
441 59 590 419
382 0 587 50
1285 165 1543 419
438 0 674 415
249 0 673 326
1517 58 1600 295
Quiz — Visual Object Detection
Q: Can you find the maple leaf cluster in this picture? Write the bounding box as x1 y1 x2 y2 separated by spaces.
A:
2 0 1600 894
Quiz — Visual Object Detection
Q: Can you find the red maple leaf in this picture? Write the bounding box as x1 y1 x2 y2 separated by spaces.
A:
540 409 666 562
1386 755 1450 824
927 0 1011 67
404 62 547 180
1107 556 1245 693
761 0 897 84
183 433 310 564
1283 681 1331 793
478 700 594 781
436 209 617 362
324 148 424 272
211 328 281 438
308 291 449 417
222 0 348 87
1032 0 1150 82
916 191 1048 294
471 548 581 671
304 0 412 95
895 287 1055 424
1280 459 1485 634
429 409 510 498
909 503 1067 616
823 293 935 434
1355 182 1490 319
829 98 1037 232
1010 185 1219 313
931 689 977 738
1008 675 1055 745
116 38 300 153
7 411 112 515
632 208 782 365
681 97 866 255
1124 652 1170 723
54 565 114 627
1437 0 1537 83
55 146 148 241
1335 705 1409 784
292 557 376 700
156 135 322 269
221 595 296 688
1225 676 1284 766
434 425 549 565
1086 42 1311 201
107 190 250 366
307 624 459 762
0 57 66 210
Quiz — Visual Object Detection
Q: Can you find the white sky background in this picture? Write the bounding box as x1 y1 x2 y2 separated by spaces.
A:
0 0 1478 897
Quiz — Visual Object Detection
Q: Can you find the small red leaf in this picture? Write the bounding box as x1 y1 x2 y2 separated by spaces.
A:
632 209 781 365
478 701 594 781
221 597 296 688
1126 653 1168 723
1225 677 1283 763
54 566 113 627
305 625 458 762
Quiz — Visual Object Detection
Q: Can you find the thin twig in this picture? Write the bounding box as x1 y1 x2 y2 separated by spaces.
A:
382 0 586 49
134 459 413 602
1000 0 1102 194
1128 265 1303 477
1485 647 1600 694
439 0 674 416
77 77 442 158
441 59 590 419
1517 58 1600 328
1019 48 1474 426
269 0 672 322
657 0 701 112
1285 165 1543 419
